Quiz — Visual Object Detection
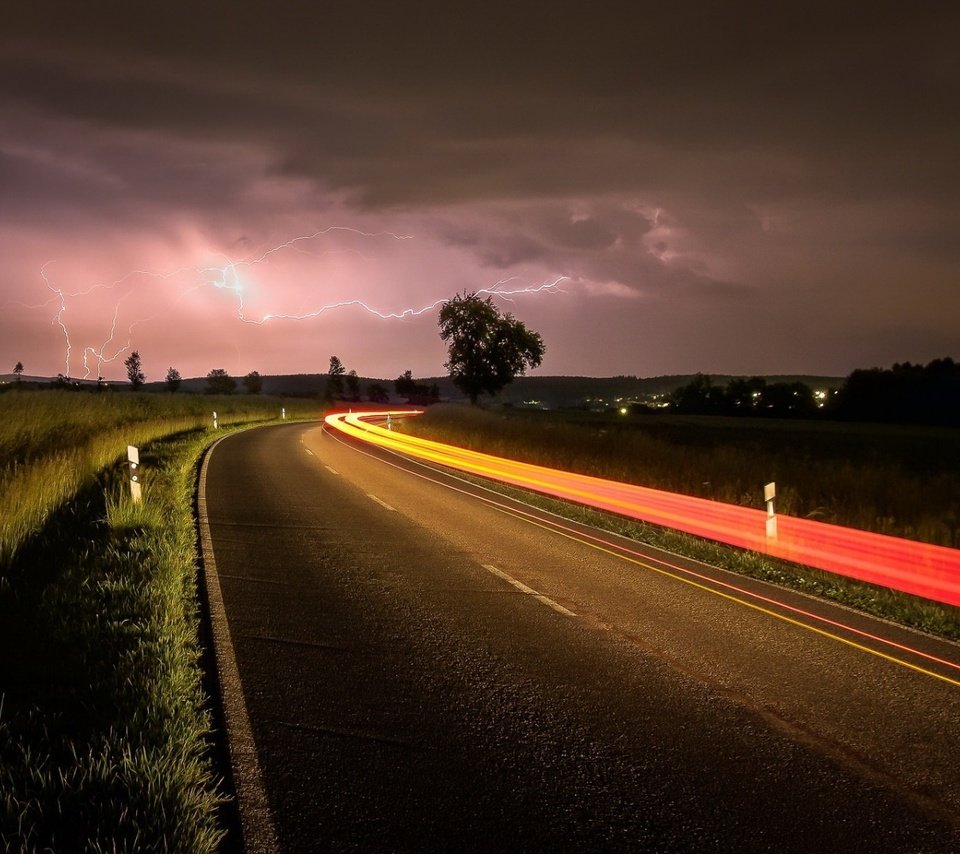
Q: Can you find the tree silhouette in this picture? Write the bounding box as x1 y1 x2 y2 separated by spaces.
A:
394 369 439 404
206 368 236 395
165 367 182 392
837 357 960 425
670 374 723 413
726 376 766 411
243 370 263 394
394 370 417 397
13 361 23 382
670 374 816 417
124 351 145 389
438 293 544 404
326 355 345 402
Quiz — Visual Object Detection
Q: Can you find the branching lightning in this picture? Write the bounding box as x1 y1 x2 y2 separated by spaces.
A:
26 227 567 379
40 261 72 377
233 276 567 325
81 298 127 380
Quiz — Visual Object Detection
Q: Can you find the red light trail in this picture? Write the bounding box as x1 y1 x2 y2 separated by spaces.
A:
325 410 960 609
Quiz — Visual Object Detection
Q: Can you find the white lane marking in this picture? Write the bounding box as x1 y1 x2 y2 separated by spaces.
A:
367 493 396 512
325 465 339 475
482 564 577 617
304 447 315 456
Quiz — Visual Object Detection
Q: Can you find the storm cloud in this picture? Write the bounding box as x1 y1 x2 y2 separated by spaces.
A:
1 1 957 379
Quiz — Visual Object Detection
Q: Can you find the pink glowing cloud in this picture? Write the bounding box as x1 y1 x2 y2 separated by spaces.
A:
1 3 958 380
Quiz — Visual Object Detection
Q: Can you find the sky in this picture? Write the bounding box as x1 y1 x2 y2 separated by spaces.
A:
1 2 958 382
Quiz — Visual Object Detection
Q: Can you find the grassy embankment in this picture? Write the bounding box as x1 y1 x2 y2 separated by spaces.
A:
403 404 960 638
0 389 319 850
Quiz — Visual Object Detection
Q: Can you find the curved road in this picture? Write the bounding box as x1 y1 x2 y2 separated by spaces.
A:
200 421 960 852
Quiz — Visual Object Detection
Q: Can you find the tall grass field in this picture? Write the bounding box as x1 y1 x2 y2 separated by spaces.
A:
0 389 314 565
0 389 319 849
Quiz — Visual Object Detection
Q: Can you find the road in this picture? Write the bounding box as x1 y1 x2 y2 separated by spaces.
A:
200 421 960 852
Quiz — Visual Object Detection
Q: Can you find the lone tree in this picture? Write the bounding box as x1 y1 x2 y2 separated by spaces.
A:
206 368 236 395
326 355 345 402
243 370 263 394
165 367 182 392
13 361 23 382
438 292 545 404
395 369 439 404
394 369 417 398
124 350 145 389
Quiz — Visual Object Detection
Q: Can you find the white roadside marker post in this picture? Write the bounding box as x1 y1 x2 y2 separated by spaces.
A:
764 481 777 539
127 445 142 504
282 407 286 420
213 410 218 430
386 413 392 431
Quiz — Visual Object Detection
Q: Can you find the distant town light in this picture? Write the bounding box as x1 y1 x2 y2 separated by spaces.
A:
619 406 629 415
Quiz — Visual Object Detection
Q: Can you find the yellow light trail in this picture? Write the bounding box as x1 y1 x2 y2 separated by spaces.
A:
325 410 960 609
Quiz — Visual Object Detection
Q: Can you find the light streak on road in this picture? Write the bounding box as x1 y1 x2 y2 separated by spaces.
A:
325 410 960 609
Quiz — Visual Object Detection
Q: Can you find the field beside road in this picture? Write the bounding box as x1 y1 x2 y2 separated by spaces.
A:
0 389 319 850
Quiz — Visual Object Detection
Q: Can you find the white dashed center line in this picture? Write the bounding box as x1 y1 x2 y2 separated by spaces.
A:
482 564 577 617
325 465 339 475
304 447 315 456
367 494 396 512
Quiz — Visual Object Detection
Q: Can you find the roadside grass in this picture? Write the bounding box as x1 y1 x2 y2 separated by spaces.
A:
0 389 311 567
0 392 319 849
404 404 960 641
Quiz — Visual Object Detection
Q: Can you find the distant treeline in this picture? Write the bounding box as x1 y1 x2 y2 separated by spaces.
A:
669 358 960 425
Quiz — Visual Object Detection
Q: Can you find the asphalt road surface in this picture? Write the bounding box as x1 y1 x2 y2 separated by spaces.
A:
200 422 960 852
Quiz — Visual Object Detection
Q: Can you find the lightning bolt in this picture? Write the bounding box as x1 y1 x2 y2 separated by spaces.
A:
81 297 130 380
234 276 568 325
27 227 567 378
237 226 413 265
40 261 72 378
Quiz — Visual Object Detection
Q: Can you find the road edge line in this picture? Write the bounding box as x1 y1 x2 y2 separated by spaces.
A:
198 433 280 854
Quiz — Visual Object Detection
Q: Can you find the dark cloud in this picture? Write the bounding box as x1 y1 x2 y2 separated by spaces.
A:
0 1 957 377
4 2 958 211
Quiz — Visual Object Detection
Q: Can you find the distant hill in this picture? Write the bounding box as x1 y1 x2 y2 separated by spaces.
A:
142 373 368 396
0 374 52 385
6 372 844 407
143 372 844 408
0 374 125 388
